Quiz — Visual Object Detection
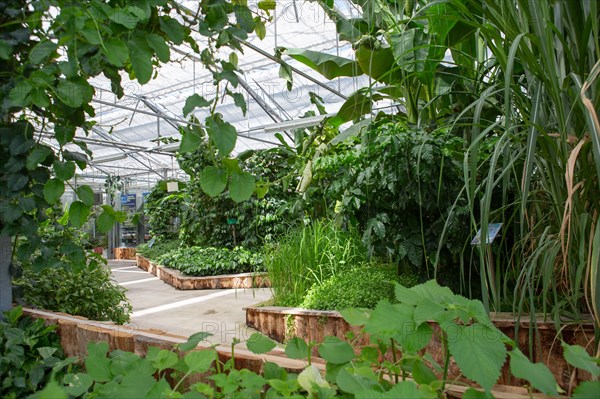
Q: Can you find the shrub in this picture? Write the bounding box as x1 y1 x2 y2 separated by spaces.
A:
300 266 419 310
14 260 132 325
144 180 186 240
266 220 368 307
157 246 264 277
0 306 68 398
137 239 180 261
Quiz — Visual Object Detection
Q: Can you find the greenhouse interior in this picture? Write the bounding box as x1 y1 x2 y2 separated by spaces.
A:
1 0 599 398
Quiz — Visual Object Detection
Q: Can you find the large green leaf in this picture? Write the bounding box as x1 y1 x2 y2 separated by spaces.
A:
55 126 75 146
246 333 276 354
63 373 94 397
329 90 382 127
85 342 111 382
178 331 213 352
284 48 363 79
285 337 308 360
573 381 600 399
146 33 170 63
318 337 355 364
108 7 140 29
389 28 430 73
43 178 65 204
159 16 185 44
206 115 237 156
562 343 600 377
53 161 76 181
26 146 53 170
200 166 227 197
103 38 129 67
339 308 371 326
179 126 204 153
229 171 255 203
76 185 95 207
183 94 211 117
184 350 216 373
96 210 116 234
29 40 58 64
128 36 153 84
508 349 557 396
446 323 506 391
56 80 85 108
69 201 90 228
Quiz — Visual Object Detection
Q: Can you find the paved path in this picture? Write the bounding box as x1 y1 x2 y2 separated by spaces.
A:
107 260 272 345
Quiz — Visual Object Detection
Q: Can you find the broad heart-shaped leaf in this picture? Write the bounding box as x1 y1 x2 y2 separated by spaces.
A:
114 371 156 398
26 146 52 170
43 178 65 204
298 364 330 394
247 333 276 354
96 210 116 233
128 36 153 84
200 166 227 197
146 348 178 372
284 48 363 79
179 126 204 153
318 337 354 364
178 331 213 352
63 373 94 397
446 323 506 392
53 161 76 181
328 90 382 127
85 342 111 382
336 367 380 394
562 343 600 377
183 94 211 117
508 348 557 396
184 350 216 373
69 201 90 228
76 185 95 207
108 7 140 29
229 171 255 203
159 16 185 45
206 116 237 156
573 381 600 399
104 38 129 67
29 40 58 64
146 33 170 63
285 337 308 360
55 126 75 146
339 308 371 326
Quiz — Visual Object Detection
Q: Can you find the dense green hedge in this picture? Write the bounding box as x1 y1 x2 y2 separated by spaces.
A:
300 266 419 310
157 246 264 277
136 239 181 261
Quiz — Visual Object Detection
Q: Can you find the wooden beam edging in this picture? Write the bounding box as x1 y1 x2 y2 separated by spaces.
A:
135 254 270 290
22 308 559 399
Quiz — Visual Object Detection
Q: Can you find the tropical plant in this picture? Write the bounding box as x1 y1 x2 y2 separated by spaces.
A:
266 220 368 307
136 238 181 261
143 180 186 240
157 246 264 277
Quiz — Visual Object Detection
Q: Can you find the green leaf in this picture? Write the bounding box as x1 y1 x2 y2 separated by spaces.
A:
258 0 276 12
85 342 111 382
318 337 354 364
29 380 67 399
69 201 90 227
129 36 153 84
104 38 129 67
97 210 116 233
55 126 76 146
9 81 33 107
114 211 128 223
30 40 58 64
64 373 93 397
178 331 213 352
246 333 276 354
180 126 204 153
462 388 494 399
108 8 139 29
339 308 371 326
285 337 308 360
508 349 557 396
183 94 211 117
77 185 95 207
254 19 266 40
328 90 381 127
229 171 255 203
43 178 65 204
146 34 170 63
573 381 600 399
336 367 379 395
200 166 227 197
386 380 431 399
284 48 363 79
0 40 12 60
26 146 52 170
184 350 216 373
147 347 178 372
160 16 185 45
56 80 85 108
447 323 506 391
562 343 600 377
263 362 287 380
54 161 76 181
230 91 247 115
207 116 237 156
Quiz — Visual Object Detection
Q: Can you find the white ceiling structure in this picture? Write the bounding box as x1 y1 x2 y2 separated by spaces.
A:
51 0 373 190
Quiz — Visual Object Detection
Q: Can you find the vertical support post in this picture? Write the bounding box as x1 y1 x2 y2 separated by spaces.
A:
0 235 12 315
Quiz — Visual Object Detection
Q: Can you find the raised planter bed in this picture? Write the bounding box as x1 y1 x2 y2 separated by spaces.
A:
245 305 596 390
136 254 269 290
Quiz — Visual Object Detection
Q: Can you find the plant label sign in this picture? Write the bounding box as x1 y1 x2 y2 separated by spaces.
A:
471 223 502 245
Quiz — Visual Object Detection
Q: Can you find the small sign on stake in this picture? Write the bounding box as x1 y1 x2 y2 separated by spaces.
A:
166 181 179 192
471 223 503 245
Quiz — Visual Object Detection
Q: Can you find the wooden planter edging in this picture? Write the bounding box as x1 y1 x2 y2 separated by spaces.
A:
245 305 596 390
23 307 557 399
136 255 269 290
114 247 136 260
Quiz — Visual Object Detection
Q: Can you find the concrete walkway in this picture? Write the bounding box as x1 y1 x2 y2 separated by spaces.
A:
107 260 272 345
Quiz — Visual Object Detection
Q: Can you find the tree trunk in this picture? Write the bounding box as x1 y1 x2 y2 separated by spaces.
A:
0 235 12 317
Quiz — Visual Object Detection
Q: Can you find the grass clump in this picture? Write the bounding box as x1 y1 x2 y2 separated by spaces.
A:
300 266 419 310
266 220 368 307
